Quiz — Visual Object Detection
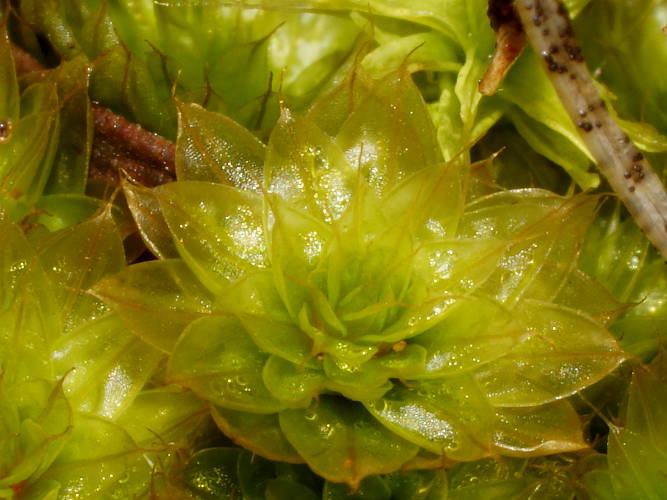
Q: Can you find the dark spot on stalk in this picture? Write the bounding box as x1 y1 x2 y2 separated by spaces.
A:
633 152 644 162
594 120 602 128
577 120 593 132
629 186 636 193
550 45 559 54
542 28 550 35
0 120 12 143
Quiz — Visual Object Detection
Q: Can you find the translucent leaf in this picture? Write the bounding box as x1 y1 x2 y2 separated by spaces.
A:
44 57 92 195
211 407 303 463
475 300 625 407
554 269 622 324
608 353 667 499
39 414 153 499
0 379 72 488
219 271 313 364
460 192 598 306
265 109 355 221
0 81 60 209
365 376 493 461
412 297 525 377
322 345 426 402
176 102 265 189
35 195 104 233
0 215 58 383
0 23 19 124
381 163 465 240
262 355 325 407
123 180 180 260
169 316 283 413
92 259 216 352
492 401 586 456
335 68 442 197
155 181 267 294
268 197 333 320
116 387 207 446
446 456 578 499
37 209 125 333
279 396 418 487
52 313 163 419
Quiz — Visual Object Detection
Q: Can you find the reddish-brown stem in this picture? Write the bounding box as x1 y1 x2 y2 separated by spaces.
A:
10 43 176 187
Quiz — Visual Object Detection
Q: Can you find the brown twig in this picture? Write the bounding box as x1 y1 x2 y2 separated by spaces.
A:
480 0 527 95
10 43 176 187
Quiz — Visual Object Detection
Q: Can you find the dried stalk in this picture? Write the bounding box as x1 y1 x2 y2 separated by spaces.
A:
484 0 667 260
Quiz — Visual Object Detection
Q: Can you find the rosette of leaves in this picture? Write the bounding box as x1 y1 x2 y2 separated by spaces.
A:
94 64 626 487
14 0 361 137
0 208 209 499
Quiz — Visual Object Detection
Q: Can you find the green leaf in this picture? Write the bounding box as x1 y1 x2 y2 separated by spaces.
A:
0 215 58 383
176 102 265 188
460 192 598 306
335 68 442 197
412 297 524 377
280 396 418 487
220 271 313 364
35 195 104 232
44 56 92 195
39 414 153 499
155 181 267 294
123 180 180 260
183 448 243 500
0 379 72 489
52 313 162 419
262 355 325 407
92 259 216 352
366 376 492 461
211 407 303 463
608 353 667 499
116 387 207 446
37 209 125 333
492 401 586 456
0 23 19 125
0 81 60 210
265 108 355 221
169 316 283 413
475 300 625 407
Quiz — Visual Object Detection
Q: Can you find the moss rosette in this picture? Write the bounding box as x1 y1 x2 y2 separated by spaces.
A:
96 67 626 487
